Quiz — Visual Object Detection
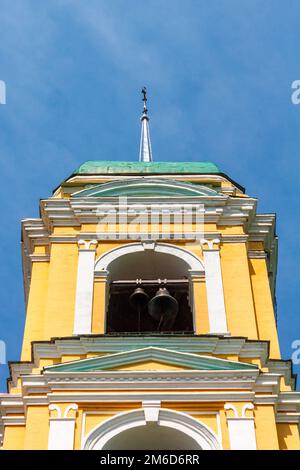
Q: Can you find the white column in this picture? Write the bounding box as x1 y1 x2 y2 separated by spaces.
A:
224 403 257 450
73 239 97 335
48 405 78 450
201 238 228 334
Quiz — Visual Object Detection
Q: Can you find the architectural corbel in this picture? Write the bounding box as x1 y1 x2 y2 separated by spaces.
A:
48 404 78 450
224 403 256 450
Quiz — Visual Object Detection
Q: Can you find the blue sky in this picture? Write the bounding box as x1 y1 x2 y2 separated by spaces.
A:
0 0 300 390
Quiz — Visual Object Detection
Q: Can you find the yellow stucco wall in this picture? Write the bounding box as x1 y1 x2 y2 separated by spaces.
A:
254 405 279 449
277 423 300 450
23 406 49 450
249 257 280 358
43 243 78 339
220 242 258 339
21 261 49 360
2 426 25 450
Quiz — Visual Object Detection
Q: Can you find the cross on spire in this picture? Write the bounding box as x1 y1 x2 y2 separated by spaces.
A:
142 86 148 113
139 87 153 162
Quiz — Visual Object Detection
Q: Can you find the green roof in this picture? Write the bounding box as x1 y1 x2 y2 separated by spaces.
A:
74 161 220 175
45 347 258 373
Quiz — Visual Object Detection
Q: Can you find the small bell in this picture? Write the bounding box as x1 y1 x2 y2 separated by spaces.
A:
129 287 149 310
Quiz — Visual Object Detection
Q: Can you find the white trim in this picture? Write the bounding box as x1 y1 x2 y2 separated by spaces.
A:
48 418 76 450
201 241 228 334
226 418 257 450
73 241 97 335
47 404 78 450
94 241 204 273
83 407 222 450
224 402 257 450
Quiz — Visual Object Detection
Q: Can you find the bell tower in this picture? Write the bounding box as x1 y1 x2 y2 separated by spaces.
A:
0 91 299 450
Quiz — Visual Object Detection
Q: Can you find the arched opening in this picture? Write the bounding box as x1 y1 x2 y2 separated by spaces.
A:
83 408 221 450
95 243 204 335
102 423 200 450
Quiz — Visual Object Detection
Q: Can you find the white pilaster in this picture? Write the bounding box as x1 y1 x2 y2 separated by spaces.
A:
73 240 97 335
48 404 78 450
224 403 257 450
200 239 228 334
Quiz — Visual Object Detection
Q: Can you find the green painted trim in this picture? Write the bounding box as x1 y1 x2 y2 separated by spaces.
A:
45 346 258 373
74 161 220 175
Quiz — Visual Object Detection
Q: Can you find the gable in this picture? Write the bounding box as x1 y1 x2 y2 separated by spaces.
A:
44 347 258 373
72 178 222 198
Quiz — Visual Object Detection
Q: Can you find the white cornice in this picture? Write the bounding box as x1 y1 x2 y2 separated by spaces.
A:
21 369 259 395
276 413 300 423
40 391 258 403
6 336 294 392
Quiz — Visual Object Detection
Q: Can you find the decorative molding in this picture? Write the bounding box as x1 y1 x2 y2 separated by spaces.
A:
7 336 276 389
44 347 258 373
22 370 259 395
29 254 50 262
94 242 204 273
48 404 78 450
200 238 220 251
276 413 300 423
224 403 257 450
34 391 257 403
83 407 222 450
48 404 62 418
142 400 161 422
78 239 98 251
224 402 254 419
248 250 267 260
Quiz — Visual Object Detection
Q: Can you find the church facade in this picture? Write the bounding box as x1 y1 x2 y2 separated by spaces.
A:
0 95 299 450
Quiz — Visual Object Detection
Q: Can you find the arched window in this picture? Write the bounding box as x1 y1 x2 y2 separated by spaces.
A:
95 243 204 335
83 408 221 450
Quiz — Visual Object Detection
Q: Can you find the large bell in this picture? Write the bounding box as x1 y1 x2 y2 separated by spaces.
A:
130 287 150 332
148 287 178 330
129 287 149 310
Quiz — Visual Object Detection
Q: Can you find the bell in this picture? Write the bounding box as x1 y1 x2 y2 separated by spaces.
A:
129 287 149 310
148 287 178 330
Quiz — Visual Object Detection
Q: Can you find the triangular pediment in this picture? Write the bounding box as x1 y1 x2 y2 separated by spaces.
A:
44 347 258 373
72 178 222 198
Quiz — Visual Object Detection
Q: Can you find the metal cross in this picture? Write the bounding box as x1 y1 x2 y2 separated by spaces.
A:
142 86 147 110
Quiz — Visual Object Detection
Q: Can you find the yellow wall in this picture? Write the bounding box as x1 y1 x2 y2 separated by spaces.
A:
24 406 49 450
254 405 279 449
277 423 300 450
220 243 258 339
3 426 25 450
43 243 78 340
21 261 49 361
249 257 280 358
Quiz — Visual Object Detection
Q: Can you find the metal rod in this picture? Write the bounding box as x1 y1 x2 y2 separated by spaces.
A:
111 279 189 285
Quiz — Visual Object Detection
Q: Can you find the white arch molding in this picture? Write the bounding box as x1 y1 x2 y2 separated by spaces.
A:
83 408 222 450
73 241 227 335
94 241 205 274
94 242 204 334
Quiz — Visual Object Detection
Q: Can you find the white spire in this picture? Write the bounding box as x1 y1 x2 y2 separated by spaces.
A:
139 87 153 162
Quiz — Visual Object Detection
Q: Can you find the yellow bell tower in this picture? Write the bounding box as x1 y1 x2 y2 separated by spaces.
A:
0 92 299 450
